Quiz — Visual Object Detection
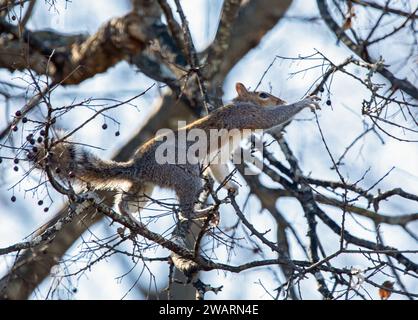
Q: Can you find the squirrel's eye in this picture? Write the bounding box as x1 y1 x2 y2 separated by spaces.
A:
258 92 269 99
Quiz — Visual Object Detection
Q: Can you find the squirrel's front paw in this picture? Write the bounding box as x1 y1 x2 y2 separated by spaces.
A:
305 95 321 112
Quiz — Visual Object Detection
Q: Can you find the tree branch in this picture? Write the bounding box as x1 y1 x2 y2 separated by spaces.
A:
316 0 418 100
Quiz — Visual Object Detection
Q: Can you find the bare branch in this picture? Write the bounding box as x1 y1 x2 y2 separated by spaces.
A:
316 0 418 100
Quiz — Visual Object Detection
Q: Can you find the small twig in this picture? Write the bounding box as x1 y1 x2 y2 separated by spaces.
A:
173 0 211 113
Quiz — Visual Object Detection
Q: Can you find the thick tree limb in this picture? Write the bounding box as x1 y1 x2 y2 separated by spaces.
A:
217 0 292 82
205 0 242 81
0 11 164 84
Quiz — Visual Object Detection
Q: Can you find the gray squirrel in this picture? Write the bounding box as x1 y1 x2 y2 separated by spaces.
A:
31 83 320 220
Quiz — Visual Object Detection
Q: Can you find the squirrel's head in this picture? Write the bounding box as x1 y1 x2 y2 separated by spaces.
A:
233 82 287 107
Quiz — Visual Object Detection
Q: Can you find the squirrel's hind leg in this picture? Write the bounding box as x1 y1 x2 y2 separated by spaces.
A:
170 167 205 220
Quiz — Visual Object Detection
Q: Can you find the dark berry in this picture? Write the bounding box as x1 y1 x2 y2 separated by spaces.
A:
43 207 49 212
319 87 325 93
68 171 75 178
115 131 120 137
32 147 38 153
102 124 108 130
15 110 22 117
38 200 44 206
22 117 28 123
55 168 61 174
0 157 2 164
11 196 16 202
13 166 19 172
29 139 36 145
13 158 19 164
37 137 43 143
11 15 16 21
12 125 18 132
40 130 46 136
26 134 33 141
72 288 78 293
326 100 331 106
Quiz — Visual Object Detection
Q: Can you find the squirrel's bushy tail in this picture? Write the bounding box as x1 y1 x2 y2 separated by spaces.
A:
30 133 134 190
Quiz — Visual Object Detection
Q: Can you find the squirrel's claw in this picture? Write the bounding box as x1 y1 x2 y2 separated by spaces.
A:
309 95 321 101
304 95 321 112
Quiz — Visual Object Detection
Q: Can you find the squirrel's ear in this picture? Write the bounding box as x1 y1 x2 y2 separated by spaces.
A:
235 82 248 96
